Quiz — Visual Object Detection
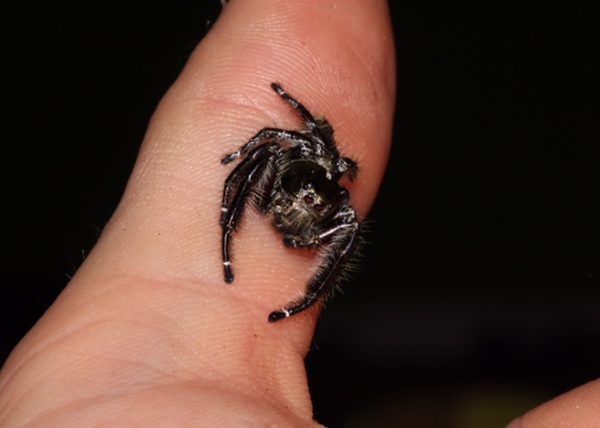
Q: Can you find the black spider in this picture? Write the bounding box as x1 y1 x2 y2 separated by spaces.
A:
220 83 360 322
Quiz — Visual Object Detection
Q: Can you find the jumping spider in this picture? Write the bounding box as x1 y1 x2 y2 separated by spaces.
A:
220 83 360 322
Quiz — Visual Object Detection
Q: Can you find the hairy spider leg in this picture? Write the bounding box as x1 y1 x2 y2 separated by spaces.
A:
221 143 279 283
268 210 360 322
221 143 276 224
221 128 310 165
270 83 318 130
337 157 359 181
271 83 343 160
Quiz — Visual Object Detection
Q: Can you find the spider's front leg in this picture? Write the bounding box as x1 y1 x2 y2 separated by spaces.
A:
269 206 360 322
336 157 359 181
221 128 310 165
270 83 318 131
221 143 279 283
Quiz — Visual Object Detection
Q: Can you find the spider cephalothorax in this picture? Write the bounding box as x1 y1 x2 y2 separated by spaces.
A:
220 83 360 322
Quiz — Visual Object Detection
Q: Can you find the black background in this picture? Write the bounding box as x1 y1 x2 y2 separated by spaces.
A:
2 3 599 427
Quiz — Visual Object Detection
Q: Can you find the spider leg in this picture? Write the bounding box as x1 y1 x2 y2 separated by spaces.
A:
221 128 310 165
282 223 348 249
271 83 318 131
337 157 359 181
221 143 279 283
271 83 345 160
268 207 360 322
221 142 278 225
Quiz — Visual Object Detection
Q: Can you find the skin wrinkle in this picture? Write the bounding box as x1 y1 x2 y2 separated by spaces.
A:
1 273 295 415
0 319 112 410
103 275 300 353
22 381 202 427
23 382 312 428
24 389 156 428
1 320 186 421
92 238 292 325
117 277 311 393
1 312 293 425
201 97 276 136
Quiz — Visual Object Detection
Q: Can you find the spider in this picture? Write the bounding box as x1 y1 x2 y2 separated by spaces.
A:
220 83 360 323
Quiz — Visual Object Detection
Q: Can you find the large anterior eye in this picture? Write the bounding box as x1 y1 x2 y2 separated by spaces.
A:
281 161 327 195
281 167 303 195
307 165 327 184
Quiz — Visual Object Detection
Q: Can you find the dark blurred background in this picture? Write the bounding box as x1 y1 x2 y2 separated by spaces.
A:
2 3 599 427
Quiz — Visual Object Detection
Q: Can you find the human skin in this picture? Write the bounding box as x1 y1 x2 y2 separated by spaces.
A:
1 1 598 426
507 379 600 427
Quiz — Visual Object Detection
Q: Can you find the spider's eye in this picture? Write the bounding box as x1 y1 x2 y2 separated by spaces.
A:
314 203 325 212
303 195 314 204
281 168 302 194
308 167 326 181
282 161 327 195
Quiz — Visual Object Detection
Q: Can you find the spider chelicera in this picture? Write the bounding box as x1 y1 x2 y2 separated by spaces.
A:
220 83 360 322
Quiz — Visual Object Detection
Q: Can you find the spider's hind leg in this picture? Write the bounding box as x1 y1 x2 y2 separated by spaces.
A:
268 209 360 322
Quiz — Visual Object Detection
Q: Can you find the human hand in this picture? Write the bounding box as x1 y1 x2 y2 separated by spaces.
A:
0 1 395 426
